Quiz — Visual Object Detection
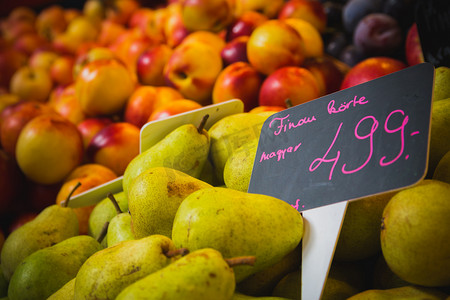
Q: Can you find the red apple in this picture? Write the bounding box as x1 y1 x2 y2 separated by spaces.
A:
221 36 249 66
278 0 327 33
137 44 173 86
225 10 268 41
147 99 203 122
86 122 140 176
163 3 190 48
48 84 86 125
405 22 424 66
259 66 321 107
9 66 53 102
212 61 263 111
77 117 114 149
303 56 346 96
340 56 407 90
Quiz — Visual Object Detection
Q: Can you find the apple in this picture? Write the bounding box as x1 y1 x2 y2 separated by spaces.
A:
147 98 203 122
212 61 263 112
278 0 327 33
303 56 346 96
0 46 27 89
405 22 424 66
77 117 114 149
284 17 324 58
179 30 226 54
64 8 82 24
0 101 55 157
97 20 127 47
9 66 53 102
105 0 140 25
163 3 190 48
48 84 86 125
15 113 84 185
164 41 223 105
75 58 136 117
83 0 106 26
86 122 140 176
28 50 59 71
340 56 407 90
259 66 321 107
49 55 75 86
72 46 117 78
225 10 268 41
137 44 173 86
180 0 235 32
0 93 20 115
221 35 249 66
35 5 67 41
247 19 305 75
249 105 286 114
65 15 99 45
235 0 285 19
12 32 48 56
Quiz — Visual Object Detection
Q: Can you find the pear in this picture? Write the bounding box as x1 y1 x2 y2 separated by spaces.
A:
74 234 187 300
116 248 254 300
0 266 6 297
47 278 75 300
334 192 394 262
88 190 128 247
172 187 304 282
429 98 450 176
1 183 80 281
224 140 258 192
433 150 450 184
271 269 301 300
434 66 450 101
128 167 212 239
372 254 409 290
208 113 267 183
7 235 102 300
347 286 449 300
122 114 210 196
232 293 291 300
380 179 450 287
106 193 135 247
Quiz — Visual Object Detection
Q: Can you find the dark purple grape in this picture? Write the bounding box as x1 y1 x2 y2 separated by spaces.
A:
382 0 417 31
353 13 403 56
339 44 367 66
323 1 345 29
325 31 349 58
342 0 384 33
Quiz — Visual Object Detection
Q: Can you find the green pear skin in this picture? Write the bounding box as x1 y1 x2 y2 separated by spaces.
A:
88 191 128 247
107 212 135 247
232 293 291 300
128 167 212 239
47 278 75 300
429 98 450 175
122 122 210 196
8 235 102 300
271 269 301 300
224 140 258 192
1 204 79 281
380 179 450 287
434 66 450 101
172 187 304 282
433 150 450 184
208 113 267 183
74 234 180 300
347 286 449 300
116 248 235 300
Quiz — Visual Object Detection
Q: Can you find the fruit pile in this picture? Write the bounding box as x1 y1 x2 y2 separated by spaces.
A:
0 0 449 299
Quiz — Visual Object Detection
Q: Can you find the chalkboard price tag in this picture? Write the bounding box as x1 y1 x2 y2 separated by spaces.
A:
248 63 434 211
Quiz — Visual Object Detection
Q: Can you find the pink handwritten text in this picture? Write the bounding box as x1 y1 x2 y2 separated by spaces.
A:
269 114 316 136
327 95 368 114
260 141 302 162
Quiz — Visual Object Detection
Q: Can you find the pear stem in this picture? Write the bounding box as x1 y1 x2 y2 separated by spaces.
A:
164 248 190 258
197 114 210 133
225 256 256 267
62 181 82 207
107 192 122 214
97 221 109 243
285 98 293 108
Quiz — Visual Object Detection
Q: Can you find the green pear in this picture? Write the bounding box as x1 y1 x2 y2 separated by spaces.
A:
434 66 450 102
208 113 267 183
224 140 258 192
116 248 243 300
128 167 212 239
198 158 222 186
122 115 210 196
328 259 375 293
372 254 409 290
88 190 128 247
380 179 450 287
321 277 361 300
271 269 301 300
74 234 186 300
347 286 449 300
106 193 135 247
232 292 290 300
0 266 6 297
334 192 394 262
429 98 450 175
172 187 304 283
8 235 102 300
433 150 450 184
1 185 79 281
236 243 301 297
47 278 75 300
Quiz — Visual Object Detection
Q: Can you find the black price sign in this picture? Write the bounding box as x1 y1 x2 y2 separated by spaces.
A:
248 63 434 211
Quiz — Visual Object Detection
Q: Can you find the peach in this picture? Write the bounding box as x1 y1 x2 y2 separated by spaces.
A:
180 0 235 32
221 35 249 66
48 84 86 125
278 0 327 33
137 44 173 86
405 23 424 66
284 17 324 58
163 3 190 48
247 19 305 75
179 30 226 53
77 117 114 149
225 10 268 41
9 66 53 102
303 56 346 96
35 5 67 41
235 0 285 19
50 55 75 86
147 98 203 122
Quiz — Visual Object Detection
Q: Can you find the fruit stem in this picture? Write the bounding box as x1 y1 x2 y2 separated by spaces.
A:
164 248 190 258
97 221 109 243
197 114 210 133
285 98 293 108
225 256 256 267
107 192 122 214
62 181 82 207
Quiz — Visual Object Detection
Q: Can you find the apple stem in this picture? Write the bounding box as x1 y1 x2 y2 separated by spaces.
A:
107 192 122 215
197 114 210 133
164 248 190 258
225 256 256 267
285 98 293 108
97 221 109 243
62 181 82 207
